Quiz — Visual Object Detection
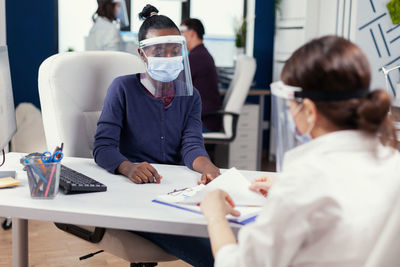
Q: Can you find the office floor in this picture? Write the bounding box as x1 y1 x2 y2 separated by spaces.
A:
0 220 190 267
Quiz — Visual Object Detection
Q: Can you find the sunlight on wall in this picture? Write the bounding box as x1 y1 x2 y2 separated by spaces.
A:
58 0 97 52
131 0 182 33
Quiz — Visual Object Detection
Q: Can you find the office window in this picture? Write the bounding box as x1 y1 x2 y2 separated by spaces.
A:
131 0 182 33
190 0 245 67
191 0 244 36
58 0 97 52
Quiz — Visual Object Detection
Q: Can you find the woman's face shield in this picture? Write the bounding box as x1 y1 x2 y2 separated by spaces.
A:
139 35 193 97
270 81 304 171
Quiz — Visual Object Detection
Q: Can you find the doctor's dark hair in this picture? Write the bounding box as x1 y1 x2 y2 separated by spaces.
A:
181 18 205 40
93 0 117 22
281 35 398 148
138 4 180 41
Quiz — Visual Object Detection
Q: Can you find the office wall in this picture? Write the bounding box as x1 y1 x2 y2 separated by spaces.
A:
253 0 274 89
6 0 58 108
58 0 97 52
253 0 275 150
355 0 400 93
0 0 5 45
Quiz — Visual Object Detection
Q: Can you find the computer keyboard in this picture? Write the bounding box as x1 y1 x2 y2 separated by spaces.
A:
59 164 107 194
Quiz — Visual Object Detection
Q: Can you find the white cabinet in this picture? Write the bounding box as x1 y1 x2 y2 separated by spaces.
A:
273 0 342 81
215 104 260 170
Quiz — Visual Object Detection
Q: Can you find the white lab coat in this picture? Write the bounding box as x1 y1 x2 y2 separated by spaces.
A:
86 16 125 51
215 130 400 267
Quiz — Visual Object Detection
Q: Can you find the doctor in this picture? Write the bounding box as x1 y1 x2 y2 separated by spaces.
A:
199 36 400 266
86 0 125 51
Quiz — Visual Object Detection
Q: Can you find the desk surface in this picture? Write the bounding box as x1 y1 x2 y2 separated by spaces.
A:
0 153 267 238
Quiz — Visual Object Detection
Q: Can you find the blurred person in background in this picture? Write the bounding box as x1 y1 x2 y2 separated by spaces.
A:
181 18 222 132
86 0 125 51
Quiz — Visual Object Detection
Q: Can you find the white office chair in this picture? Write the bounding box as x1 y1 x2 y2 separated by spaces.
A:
364 193 400 267
202 55 256 143
38 51 177 266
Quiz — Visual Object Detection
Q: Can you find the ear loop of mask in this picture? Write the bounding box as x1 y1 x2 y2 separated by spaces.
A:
291 101 314 143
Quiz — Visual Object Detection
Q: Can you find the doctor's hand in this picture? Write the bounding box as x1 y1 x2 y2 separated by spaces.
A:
249 175 274 197
201 190 241 222
118 161 162 184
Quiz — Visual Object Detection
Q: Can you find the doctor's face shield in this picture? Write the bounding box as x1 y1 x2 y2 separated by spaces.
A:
271 80 370 171
270 81 305 171
139 35 193 97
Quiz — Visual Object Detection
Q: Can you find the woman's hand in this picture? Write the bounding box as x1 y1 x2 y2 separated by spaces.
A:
249 175 274 197
192 156 221 184
200 189 241 222
199 165 221 185
118 161 162 184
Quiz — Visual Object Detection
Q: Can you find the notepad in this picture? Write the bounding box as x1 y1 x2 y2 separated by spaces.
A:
153 168 266 225
0 177 21 188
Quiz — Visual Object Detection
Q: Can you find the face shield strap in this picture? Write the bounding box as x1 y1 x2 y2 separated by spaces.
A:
294 88 370 102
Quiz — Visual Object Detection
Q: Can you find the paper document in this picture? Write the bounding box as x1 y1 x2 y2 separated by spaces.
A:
153 168 266 224
0 177 21 188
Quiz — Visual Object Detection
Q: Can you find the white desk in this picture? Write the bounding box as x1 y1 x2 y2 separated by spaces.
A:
0 153 267 267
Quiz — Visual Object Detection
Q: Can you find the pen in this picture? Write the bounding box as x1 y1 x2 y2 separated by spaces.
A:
44 163 57 197
24 158 48 184
33 180 44 197
37 158 47 173
45 142 64 197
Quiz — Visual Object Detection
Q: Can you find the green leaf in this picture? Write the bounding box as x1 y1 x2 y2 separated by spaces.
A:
387 0 400 24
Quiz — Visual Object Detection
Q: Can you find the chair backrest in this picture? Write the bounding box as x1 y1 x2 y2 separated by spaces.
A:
38 51 145 158
364 193 400 267
221 55 256 137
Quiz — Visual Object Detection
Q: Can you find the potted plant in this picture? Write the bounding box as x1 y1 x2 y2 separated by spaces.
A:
235 19 247 55
275 0 282 14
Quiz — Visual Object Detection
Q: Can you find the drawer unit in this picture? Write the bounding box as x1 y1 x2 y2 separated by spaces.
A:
279 0 307 22
228 159 257 171
229 140 258 155
274 28 306 55
215 104 260 171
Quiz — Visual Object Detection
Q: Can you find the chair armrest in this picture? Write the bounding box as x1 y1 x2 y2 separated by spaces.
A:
201 110 239 119
54 223 105 243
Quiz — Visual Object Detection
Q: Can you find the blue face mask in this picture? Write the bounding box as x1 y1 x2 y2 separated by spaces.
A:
287 103 313 144
146 56 183 82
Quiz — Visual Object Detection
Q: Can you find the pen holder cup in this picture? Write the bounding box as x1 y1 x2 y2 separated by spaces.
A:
24 157 61 199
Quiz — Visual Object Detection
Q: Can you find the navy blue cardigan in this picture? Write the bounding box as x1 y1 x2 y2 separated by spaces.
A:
93 74 209 173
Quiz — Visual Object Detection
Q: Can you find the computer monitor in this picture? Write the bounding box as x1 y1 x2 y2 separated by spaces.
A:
0 46 17 152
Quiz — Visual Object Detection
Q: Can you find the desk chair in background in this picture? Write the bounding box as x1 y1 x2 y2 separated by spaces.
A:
38 51 177 266
202 55 256 144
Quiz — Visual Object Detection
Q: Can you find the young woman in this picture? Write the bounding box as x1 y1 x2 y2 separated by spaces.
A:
93 5 217 266
200 36 400 266
93 4 220 184
86 0 124 51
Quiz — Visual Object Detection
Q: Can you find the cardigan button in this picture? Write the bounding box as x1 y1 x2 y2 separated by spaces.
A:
161 136 164 140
